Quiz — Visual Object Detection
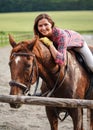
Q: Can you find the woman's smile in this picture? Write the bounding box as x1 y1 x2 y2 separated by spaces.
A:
38 18 52 37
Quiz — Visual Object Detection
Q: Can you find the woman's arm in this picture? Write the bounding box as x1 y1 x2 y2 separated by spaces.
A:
40 37 65 65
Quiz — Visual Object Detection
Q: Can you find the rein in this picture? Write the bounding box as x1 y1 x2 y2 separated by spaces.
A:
9 52 39 96
43 53 68 97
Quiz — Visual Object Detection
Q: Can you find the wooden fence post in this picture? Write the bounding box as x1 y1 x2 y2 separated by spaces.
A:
87 108 92 130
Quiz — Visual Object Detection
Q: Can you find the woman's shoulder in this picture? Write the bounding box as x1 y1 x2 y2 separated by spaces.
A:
53 27 63 32
52 27 67 36
53 27 81 34
64 29 81 35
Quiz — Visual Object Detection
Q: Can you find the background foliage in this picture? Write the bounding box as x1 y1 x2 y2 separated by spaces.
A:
0 0 93 12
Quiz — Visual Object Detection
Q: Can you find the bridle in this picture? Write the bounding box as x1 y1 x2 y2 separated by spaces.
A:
9 52 39 96
9 51 68 97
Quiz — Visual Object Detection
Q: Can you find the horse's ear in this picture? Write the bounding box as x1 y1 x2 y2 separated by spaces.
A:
9 34 17 48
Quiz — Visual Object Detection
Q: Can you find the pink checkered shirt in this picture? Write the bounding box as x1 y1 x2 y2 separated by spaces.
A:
52 27 84 65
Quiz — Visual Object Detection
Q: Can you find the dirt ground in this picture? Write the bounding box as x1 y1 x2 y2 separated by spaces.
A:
0 34 93 130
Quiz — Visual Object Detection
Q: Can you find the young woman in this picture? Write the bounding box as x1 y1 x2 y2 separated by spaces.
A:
33 13 93 72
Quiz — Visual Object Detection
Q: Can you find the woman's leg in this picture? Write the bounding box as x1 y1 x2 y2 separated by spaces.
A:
75 42 93 72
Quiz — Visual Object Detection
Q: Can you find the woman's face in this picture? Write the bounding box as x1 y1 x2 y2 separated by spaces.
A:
37 18 52 37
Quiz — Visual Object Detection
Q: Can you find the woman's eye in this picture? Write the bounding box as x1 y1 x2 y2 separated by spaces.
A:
44 23 48 26
38 25 42 27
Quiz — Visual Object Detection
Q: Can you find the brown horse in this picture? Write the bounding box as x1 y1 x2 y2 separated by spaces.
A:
8 35 93 130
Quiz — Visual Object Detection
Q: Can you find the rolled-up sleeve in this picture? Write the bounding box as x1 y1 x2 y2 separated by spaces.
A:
52 28 68 65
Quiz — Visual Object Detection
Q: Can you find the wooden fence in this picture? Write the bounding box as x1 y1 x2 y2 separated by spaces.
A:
0 33 32 46
0 95 93 130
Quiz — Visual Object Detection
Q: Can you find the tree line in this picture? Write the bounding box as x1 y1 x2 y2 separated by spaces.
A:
0 0 93 12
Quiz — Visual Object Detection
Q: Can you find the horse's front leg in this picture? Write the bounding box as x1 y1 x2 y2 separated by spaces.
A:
69 108 83 130
45 106 58 130
90 109 93 130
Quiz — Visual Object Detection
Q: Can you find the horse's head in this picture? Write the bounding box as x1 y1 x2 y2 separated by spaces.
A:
9 35 38 108
9 35 60 108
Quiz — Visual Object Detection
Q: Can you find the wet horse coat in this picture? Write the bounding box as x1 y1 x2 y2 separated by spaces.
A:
9 35 93 130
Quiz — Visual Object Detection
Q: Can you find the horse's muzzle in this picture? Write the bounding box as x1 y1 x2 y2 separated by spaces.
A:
9 103 22 108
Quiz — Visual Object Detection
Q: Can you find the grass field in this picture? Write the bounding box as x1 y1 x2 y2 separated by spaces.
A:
0 11 93 34
0 11 93 47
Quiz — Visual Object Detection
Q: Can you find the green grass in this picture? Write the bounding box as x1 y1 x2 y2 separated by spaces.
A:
0 11 93 33
0 11 93 47
52 11 93 33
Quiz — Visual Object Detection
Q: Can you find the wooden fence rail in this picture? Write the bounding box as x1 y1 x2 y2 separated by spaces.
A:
0 33 32 45
0 95 93 130
0 95 93 108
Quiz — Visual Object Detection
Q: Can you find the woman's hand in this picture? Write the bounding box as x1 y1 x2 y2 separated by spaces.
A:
40 37 53 46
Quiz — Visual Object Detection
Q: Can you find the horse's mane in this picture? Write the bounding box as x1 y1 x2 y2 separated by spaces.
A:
11 37 37 54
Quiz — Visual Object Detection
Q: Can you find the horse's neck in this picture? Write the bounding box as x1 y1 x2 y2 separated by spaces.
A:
33 42 63 87
39 57 60 87
33 41 58 72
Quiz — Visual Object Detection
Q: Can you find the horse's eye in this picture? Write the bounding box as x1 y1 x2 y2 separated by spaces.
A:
26 64 31 68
